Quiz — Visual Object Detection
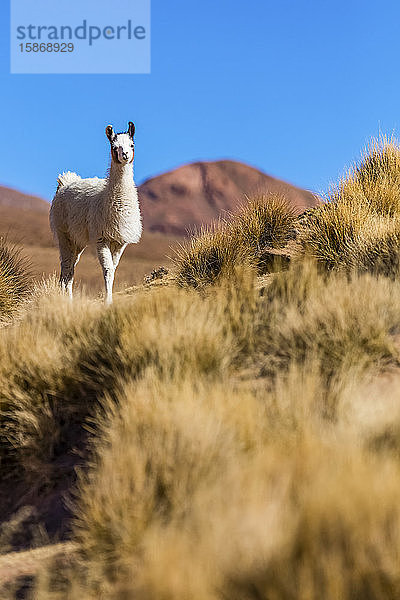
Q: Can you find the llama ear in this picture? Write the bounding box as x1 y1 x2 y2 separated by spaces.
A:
128 122 135 138
106 125 115 141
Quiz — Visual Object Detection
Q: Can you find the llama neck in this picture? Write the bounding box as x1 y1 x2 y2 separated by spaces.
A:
107 160 136 199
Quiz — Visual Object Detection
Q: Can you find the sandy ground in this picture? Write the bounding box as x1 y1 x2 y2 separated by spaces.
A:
21 233 179 294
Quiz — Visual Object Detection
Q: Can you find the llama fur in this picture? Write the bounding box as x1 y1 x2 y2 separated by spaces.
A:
50 122 142 304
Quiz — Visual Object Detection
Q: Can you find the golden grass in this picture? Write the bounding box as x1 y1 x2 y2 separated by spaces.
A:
174 194 297 287
298 137 400 276
69 368 400 600
4 140 400 598
0 238 32 320
1 261 400 598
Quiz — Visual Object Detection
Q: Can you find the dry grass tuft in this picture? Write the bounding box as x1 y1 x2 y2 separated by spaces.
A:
354 136 400 211
0 238 32 320
174 194 297 286
298 137 400 275
69 368 400 600
173 222 246 287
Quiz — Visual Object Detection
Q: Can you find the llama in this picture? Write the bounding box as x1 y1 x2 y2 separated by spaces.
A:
50 121 142 304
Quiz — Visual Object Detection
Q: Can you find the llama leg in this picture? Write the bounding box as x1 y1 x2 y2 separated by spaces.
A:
97 241 115 305
109 243 128 294
67 249 84 298
111 243 128 269
58 234 83 299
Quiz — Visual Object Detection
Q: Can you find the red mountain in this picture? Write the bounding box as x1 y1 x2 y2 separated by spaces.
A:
139 160 318 235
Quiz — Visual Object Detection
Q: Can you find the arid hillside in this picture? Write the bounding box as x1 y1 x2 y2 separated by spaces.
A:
0 162 317 290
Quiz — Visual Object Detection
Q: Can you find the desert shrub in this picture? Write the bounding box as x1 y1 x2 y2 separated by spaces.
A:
298 138 400 273
329 137 400 217
66 365 400 600
354 137 400 214
173 223 245 287
4 260 398 496
0 238 32 319
174 194 297 286
0 295 104 488
220 448 400 600
230 194 297 274
263 258 327 309
233 195 297 250
342 217 400 278
256 264 400 387
0 272 258 494
298 200 372 270
300 202 400 276
73 379 241 574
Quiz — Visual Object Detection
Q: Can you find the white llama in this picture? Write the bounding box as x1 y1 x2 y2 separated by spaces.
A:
50 121 142 304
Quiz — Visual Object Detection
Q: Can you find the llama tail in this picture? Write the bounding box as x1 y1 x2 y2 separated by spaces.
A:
56 171 81 191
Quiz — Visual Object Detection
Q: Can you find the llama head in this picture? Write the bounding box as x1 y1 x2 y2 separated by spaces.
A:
106 122 135 165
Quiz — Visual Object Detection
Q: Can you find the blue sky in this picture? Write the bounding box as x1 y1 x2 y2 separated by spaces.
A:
1 0 400 201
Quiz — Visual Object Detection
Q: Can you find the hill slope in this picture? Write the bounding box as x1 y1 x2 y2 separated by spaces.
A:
0 185 49 213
